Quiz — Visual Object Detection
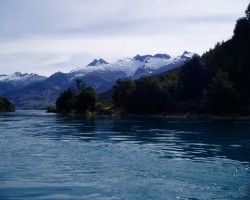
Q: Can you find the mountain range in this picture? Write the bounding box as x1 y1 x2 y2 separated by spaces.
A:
0 51 193 109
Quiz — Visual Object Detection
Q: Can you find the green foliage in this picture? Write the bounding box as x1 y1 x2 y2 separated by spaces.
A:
0 96 15 112
178 55 207 101
55 80 98 114
112 79 135 108
56 88 74 113
75 86 98 113
129 77 169 114
206 70 237 115
112 77 176 115
234 18 249 41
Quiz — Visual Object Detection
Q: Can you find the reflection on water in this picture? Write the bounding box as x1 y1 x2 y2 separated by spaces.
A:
44 113 250 163
3 110 250 162
0 110 250 200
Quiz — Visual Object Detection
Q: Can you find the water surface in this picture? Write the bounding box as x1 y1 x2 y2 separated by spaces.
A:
0 110 249 199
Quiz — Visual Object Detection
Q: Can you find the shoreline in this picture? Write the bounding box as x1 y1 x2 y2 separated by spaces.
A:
46 109 250 121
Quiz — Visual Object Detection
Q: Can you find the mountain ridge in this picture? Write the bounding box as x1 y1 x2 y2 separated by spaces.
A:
0 52 194 109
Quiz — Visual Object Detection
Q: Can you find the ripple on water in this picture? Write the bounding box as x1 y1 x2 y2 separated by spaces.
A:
0 111 250 199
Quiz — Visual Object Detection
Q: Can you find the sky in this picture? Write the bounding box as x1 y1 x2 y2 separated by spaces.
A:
0 0 249 76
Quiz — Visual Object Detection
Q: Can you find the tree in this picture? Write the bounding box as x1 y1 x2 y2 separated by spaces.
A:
55 80 98 114
246 3 250 21
112 77 172 114
55 88 74 113
75 86 98 113
128 77 168 114
178 55 207 101
75 79 86 94
206 70 237 115
112 79 135 108
233 18 249 40
0 96 15 112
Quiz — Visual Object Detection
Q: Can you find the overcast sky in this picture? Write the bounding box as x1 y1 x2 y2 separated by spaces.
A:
0 0 249 76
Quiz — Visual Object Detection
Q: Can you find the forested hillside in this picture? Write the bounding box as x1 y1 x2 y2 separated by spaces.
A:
112 4 250 116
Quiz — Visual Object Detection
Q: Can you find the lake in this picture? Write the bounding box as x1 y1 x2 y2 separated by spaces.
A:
0 110 249 199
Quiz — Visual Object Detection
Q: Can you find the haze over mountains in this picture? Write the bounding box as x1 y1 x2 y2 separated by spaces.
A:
0 52 193 109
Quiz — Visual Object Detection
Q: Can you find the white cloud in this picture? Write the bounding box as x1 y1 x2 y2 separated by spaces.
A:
0 0 249 76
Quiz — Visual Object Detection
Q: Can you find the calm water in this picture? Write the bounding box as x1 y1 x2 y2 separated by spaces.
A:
0 110 249 200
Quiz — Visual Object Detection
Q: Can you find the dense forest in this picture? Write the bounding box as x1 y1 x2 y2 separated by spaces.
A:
0 96 15 112
55 4 250 116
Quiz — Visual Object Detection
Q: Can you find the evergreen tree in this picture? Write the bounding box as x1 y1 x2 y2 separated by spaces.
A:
130 77 166 114
112 79 135 108
207 70 237 115
234 17 249 40
55 88 74 113
75 86 98 113
0 96 15 112
55 80 98 114
178 55 207 101
246 3 250 21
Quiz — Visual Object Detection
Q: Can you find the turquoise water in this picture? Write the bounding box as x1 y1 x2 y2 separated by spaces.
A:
0 110 249 200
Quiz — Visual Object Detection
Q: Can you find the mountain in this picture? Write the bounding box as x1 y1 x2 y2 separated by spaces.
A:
3 72 70 109
0 72 47 96
87 58 109 66
132 52 192 78
0 72 46 87
79 69 126 93
2 52 193 109
70 52 193 81
68 52 193 94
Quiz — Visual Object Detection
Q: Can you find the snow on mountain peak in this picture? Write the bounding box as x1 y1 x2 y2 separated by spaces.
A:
0 74 7 78
14 72 23 77
133 54 152 62
87 58 109 66
153 54 171 59
133 53 171 62
181 51 194 58
0 72 46 86
70 52 194 79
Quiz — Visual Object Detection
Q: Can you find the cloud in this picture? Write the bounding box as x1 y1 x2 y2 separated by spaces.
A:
0 0 247 39
0 52 73 76
0 0 249 76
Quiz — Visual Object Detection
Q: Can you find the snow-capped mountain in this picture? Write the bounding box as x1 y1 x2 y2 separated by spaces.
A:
132 52 193 78
69 57 141 79
0 72 47 98
87 58 109 66
181 51 194 59
70 51 194 81
65 51 194 95
1 51 194 109
0 72 46 87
